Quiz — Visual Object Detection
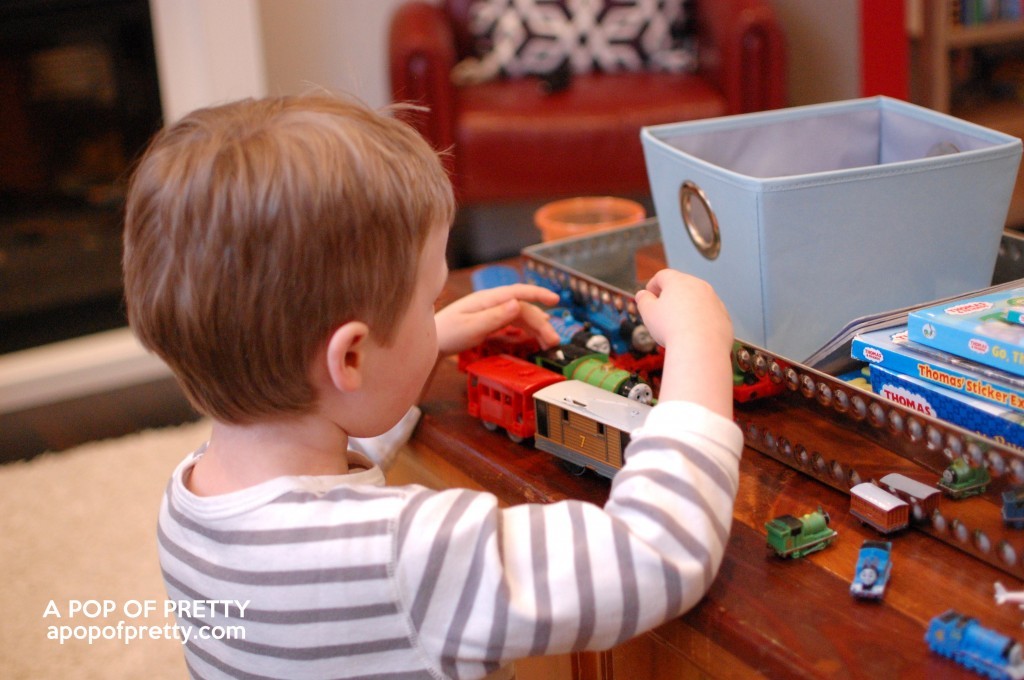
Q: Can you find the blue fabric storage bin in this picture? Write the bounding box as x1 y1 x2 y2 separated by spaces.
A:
640 96 1023 362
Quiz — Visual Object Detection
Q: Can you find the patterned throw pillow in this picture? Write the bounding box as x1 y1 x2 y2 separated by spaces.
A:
451 0 697 86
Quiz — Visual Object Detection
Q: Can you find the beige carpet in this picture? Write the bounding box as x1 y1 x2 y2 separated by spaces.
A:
1 419 211 680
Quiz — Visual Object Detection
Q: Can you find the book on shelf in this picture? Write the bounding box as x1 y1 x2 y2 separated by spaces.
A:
851 325 1024 411
869 364 1024 452
906 287 1024 377
955 0 1023 25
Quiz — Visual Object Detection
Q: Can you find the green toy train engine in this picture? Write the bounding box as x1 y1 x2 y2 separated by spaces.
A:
765 507 838 559
938 457 990 499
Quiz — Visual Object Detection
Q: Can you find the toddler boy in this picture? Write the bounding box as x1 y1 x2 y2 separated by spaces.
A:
123 93 742 679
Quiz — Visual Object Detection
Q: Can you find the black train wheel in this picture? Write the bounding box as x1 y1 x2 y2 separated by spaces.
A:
559 459 587 477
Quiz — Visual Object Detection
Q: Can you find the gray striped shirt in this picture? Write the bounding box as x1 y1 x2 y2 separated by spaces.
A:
157 400 742 679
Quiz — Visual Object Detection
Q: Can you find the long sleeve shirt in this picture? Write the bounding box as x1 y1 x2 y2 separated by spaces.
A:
156 400 742 679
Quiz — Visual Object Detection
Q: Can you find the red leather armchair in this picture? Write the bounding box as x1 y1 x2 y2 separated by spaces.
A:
388 0 787 205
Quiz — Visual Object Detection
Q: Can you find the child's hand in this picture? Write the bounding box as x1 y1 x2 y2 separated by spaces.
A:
435 284 561 357
635 269 733 352
635 269 734 415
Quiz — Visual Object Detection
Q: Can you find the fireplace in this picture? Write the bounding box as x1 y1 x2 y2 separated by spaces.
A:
0 0 163 353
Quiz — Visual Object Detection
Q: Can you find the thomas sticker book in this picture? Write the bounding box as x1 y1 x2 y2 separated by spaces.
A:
852 325 1024 412
869 364 1024 452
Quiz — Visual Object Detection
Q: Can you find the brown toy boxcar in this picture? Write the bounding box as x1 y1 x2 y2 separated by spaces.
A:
879 472 940 523
850 482 910 534
532 379 651 479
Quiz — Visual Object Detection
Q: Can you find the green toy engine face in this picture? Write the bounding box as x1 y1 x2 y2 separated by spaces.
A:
801 510 829 534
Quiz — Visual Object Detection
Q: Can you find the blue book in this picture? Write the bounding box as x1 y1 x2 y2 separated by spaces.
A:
852 325 1024 411
869 364 1024 452
907 287 1024 377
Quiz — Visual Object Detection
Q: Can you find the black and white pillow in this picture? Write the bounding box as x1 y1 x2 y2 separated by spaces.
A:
451 0 697 86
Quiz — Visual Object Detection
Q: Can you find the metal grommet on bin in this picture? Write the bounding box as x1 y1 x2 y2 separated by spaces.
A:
678 180 721 260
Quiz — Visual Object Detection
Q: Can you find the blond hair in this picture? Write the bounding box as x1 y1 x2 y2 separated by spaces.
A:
123 94 454 423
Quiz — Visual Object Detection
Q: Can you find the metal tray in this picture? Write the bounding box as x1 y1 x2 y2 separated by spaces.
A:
522 219 1024 577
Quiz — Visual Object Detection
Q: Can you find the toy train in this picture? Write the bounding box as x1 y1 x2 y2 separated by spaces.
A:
532 379 652 479
731 341 786 404
548 307 612 355
466 355 565 443
530 348 653 404
1004 486 1024 528
457 324 541 372
850 483 909 534
464 349 651 442
848 469 988 537
850 540 892 600
765 507 837 559
562 354 652 404
878 472 940 523
939 457 991 499
609 346 664 391
455 326 797 481
524 266 656 356
465 356 652 478
459 325 775 411
926 609 1024 680
454 283 793 479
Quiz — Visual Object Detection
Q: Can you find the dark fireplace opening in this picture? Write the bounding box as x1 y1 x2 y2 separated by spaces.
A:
0 0 163 353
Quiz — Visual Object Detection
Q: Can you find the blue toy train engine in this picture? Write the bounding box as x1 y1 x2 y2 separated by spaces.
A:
547 308 611 355
925 609 1024 680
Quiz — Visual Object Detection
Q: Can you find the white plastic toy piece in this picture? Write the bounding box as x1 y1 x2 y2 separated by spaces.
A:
994 582 1024 609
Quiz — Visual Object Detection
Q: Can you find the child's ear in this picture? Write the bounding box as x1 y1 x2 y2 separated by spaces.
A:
325 321 370 392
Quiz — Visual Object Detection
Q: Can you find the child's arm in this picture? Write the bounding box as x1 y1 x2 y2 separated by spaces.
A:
434 283 561 356
396 407 743 671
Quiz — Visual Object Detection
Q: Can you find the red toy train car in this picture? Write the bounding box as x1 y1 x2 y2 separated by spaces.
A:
457 325 542 372
465 355 565 442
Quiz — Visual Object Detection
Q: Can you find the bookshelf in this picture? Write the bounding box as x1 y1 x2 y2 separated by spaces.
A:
916 1 1024 226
